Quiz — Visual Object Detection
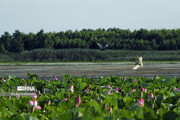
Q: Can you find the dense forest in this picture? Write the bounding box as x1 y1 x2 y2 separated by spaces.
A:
0 28 180 53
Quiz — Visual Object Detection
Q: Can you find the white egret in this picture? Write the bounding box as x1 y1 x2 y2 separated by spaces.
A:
133 56 143 70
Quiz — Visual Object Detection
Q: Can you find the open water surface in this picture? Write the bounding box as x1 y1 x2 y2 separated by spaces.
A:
0 62 180 79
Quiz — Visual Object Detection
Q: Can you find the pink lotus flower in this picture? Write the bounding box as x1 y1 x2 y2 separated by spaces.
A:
148 93 154 99
84 89 89 94
75 94 81 107
107 90 112 95
54 76 58 80
132 79 136 83
123 77 126 81
136 98 144 107
174 88 180 92
69 85 74 93
62 98 68 102
106 85 111 89
24 83 27 86
108 107 112 114
28 100 42 110
31 93 37 99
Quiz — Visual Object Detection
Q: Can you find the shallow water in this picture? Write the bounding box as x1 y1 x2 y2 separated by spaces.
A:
0 62 180 79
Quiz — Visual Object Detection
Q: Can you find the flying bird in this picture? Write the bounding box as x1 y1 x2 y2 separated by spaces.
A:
95 41 108 50
132 56 143 70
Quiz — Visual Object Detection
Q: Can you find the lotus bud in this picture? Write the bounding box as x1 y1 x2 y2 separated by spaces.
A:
88 83 91 88
38 90 41 95
155 74 157 78
144 89 147 93
69 85 74 93
156 109 159 115
148 93 154 99
75 94 81 107
152 96 156 109
152 103 155 109
100 99 103 104
48 100 51 106
102 103 107 110
130 89 136 94
123 77 126 81
115 87 119 93
9 96 11 100
140 86 144 92
24 83 27 86
108 107 112 114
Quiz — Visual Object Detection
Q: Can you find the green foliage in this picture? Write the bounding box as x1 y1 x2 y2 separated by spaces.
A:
0 74 180 119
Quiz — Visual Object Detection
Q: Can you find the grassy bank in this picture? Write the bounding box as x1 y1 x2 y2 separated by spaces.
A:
0 49 180 62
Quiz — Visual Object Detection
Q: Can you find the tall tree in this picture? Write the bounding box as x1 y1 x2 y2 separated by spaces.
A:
11 30 24 52
0 32 12 52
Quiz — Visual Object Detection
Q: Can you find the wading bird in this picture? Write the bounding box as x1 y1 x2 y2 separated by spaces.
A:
133 56 143 70
95 41 108 50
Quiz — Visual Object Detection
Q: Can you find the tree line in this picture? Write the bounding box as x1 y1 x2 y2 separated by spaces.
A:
0 28 180 53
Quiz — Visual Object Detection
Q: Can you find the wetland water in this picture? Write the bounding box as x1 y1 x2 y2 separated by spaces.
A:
0 62 180 79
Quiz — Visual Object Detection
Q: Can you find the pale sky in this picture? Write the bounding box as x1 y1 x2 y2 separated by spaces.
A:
0 0 180 35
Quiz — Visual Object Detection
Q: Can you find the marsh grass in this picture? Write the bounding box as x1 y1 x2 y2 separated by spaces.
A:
0 49 180 62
